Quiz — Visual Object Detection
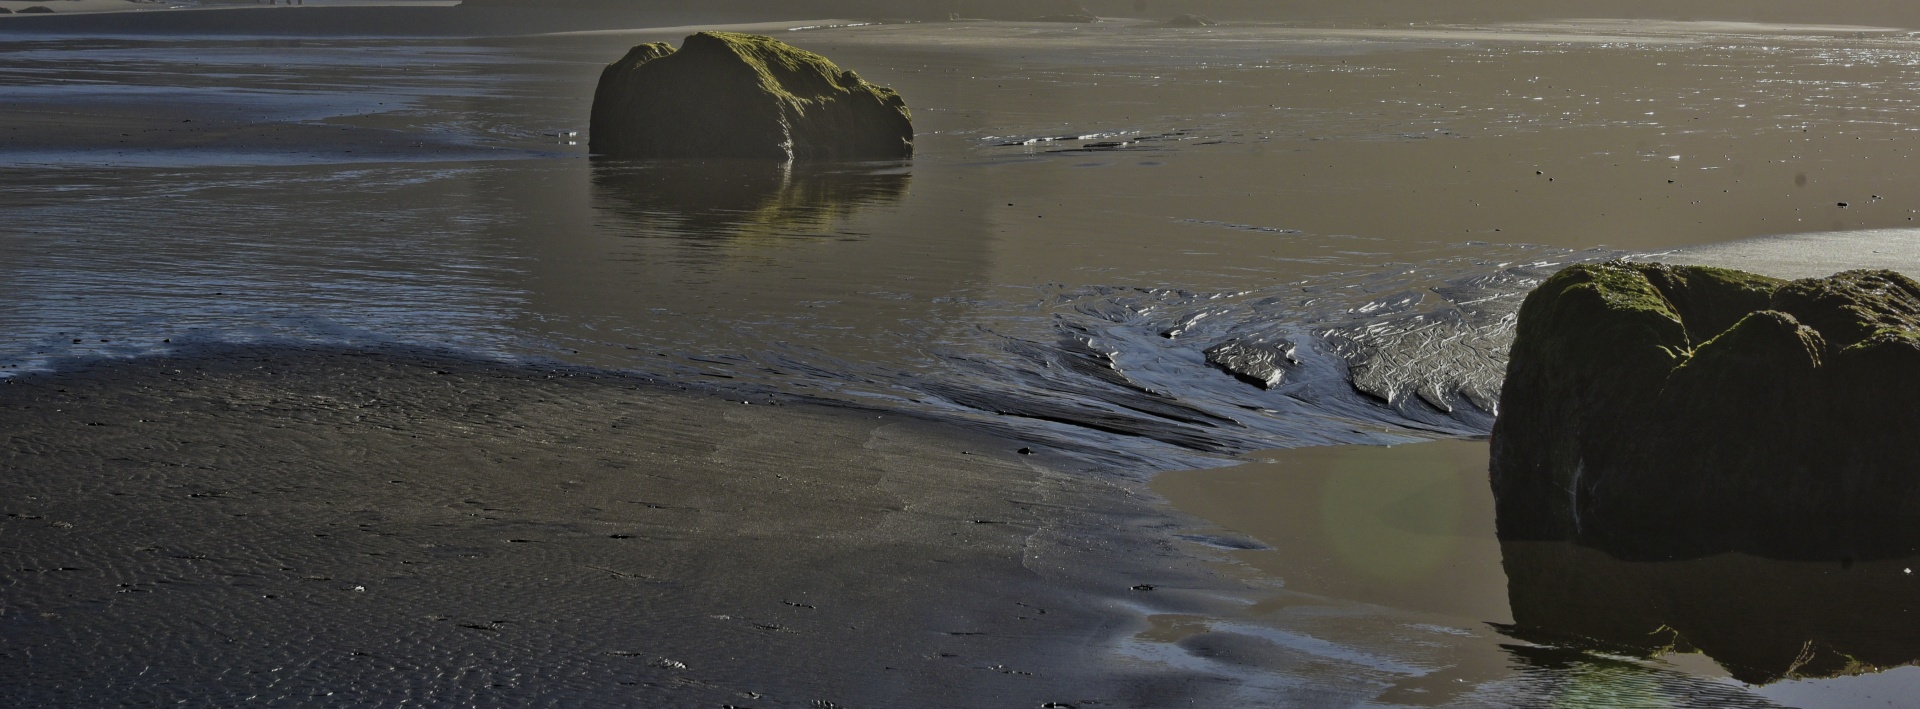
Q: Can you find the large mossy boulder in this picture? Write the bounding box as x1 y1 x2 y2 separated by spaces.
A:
589 32 913 161
1491 262 1920 559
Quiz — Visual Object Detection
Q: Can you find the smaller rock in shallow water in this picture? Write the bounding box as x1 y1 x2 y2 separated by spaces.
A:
589 32 913 161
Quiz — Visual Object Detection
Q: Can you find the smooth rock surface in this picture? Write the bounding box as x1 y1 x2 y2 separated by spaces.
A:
589 32 913 161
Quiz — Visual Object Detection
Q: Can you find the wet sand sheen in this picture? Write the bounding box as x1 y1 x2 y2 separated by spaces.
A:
0 347 1236 706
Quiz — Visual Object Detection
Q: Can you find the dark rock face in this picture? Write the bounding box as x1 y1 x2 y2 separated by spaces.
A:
589 32 913 161
1491 262 1920 560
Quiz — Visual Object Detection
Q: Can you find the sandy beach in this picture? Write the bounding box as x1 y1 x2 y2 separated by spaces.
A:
0 345 1261 705
8 5 1920 706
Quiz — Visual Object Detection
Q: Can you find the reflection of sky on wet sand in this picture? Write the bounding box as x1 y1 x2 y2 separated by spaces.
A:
1155 440 1505 619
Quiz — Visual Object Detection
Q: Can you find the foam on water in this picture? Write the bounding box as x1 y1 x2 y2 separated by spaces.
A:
876 244 1617 469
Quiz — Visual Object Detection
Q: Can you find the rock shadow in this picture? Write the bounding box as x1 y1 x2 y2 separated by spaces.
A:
589 159 910 241
1497 540 1920 686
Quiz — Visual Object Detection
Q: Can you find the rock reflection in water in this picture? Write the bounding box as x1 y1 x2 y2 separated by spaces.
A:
1499 541 1920 686
589 159 910 241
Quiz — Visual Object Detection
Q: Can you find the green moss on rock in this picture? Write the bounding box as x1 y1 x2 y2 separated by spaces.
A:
1633 263 1786 346
1769 269 1920 350
589 32 914 161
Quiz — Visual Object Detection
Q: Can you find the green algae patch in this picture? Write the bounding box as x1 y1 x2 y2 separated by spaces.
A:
1769 269 1920 350
589 32 914 161
1632 263 1785 347
1491 262 1920 560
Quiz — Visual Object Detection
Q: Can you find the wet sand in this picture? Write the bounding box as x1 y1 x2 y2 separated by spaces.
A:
0 345 1253 706
11 10 1920 706
1661 228 1920 280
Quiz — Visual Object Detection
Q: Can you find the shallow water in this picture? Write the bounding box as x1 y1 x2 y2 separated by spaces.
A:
7 14 1920 704
14 19 1920 470
1154 441 1920 707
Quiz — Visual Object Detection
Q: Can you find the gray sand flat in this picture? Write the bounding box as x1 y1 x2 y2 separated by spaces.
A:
0 348 1231 706
1656 228 1920 280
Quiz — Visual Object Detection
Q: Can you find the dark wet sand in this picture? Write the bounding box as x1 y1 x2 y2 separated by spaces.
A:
0 347 1250 706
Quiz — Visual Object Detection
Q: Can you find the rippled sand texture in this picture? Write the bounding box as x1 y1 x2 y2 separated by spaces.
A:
0 347 1245 706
